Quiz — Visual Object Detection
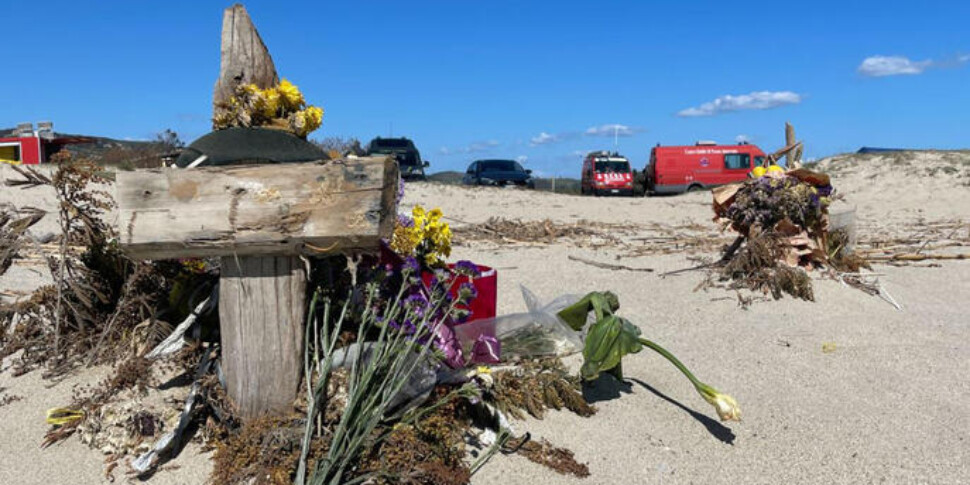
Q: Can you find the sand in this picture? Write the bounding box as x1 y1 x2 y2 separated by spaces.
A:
1 152 968 484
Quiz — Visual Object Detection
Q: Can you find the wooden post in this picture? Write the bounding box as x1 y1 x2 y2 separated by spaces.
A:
785 122 801 169
219 255 306 417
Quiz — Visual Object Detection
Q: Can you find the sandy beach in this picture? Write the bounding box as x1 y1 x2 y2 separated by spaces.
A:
2 151 968 484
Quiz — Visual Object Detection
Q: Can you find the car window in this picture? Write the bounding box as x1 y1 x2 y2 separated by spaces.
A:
394 152 419 166
724 153 751 170
371 139 410 149
481 160 517 172
466 163 476 174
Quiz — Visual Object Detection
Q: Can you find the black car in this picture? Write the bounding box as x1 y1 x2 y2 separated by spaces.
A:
462 159 534 188
365 137 429 180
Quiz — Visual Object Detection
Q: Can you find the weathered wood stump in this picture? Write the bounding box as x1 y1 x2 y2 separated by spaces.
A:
116 157 398 417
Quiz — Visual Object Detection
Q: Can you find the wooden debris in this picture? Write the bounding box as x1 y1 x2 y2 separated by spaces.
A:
567 255 654 272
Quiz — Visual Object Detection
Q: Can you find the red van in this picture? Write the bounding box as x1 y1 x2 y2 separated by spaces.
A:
644 141 766 195
580 151 634 196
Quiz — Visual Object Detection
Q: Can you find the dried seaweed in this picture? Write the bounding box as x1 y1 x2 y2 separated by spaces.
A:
827 228 870 273
0 153 189 376
211 415 316 485
453 217 631 247
715 233 815 301
0 204 46 276
490 358 596 420
358 387 473 485
507 435 590 478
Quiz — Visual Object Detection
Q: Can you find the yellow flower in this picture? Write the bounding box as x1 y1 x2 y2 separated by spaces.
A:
240 83 260 96
277 78 305 111
302 106 324 134
260 87 281 118
412 206 427 228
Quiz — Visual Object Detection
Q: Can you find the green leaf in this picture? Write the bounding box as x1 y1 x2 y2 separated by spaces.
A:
557 291 620 331
579 315 642 381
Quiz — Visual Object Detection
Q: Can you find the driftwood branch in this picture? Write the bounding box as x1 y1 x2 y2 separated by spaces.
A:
567 255 654 272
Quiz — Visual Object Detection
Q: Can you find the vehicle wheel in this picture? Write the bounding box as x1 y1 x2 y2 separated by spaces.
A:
687 184 704 193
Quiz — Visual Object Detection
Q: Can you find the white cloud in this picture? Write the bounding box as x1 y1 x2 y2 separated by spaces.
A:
735 134 750 143
857 55 932 77
529 132 560 146
584 124 643 137
515 155 528 164
678 91 802 117
467 140 500 152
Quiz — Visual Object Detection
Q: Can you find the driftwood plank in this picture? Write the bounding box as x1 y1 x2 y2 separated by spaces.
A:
219 254 306 418
115 157 398 259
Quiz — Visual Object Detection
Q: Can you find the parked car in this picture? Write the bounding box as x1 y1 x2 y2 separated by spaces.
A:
462 159 534 188
580 151 634 196
644 141 766 195
365 136 429 180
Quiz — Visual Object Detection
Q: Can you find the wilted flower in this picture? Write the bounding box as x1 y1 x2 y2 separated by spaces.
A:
698 384 742 422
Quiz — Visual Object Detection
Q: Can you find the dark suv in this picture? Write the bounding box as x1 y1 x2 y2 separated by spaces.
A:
365 137 429 180
462 159 534 188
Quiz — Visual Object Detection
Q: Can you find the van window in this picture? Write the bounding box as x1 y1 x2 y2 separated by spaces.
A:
754 156 765 167
594 160 630 173
724 153 750 170
466 162 477 174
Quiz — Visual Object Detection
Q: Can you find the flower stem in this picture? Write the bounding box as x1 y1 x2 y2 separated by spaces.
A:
637 337 703 390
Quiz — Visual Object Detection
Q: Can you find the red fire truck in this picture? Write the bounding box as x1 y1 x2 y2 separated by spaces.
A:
644 141 766 195
0 122 93 165
580 151 634 196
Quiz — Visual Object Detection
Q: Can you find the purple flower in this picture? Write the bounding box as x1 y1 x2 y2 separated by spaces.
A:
458 282 478 303
453 308 471 323
396 213 414 228
403 292 430 317
454 260 481 277
403 256 420 274
388 318 417 335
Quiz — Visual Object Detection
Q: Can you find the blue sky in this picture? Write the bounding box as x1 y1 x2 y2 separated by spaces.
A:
3 0 968 176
